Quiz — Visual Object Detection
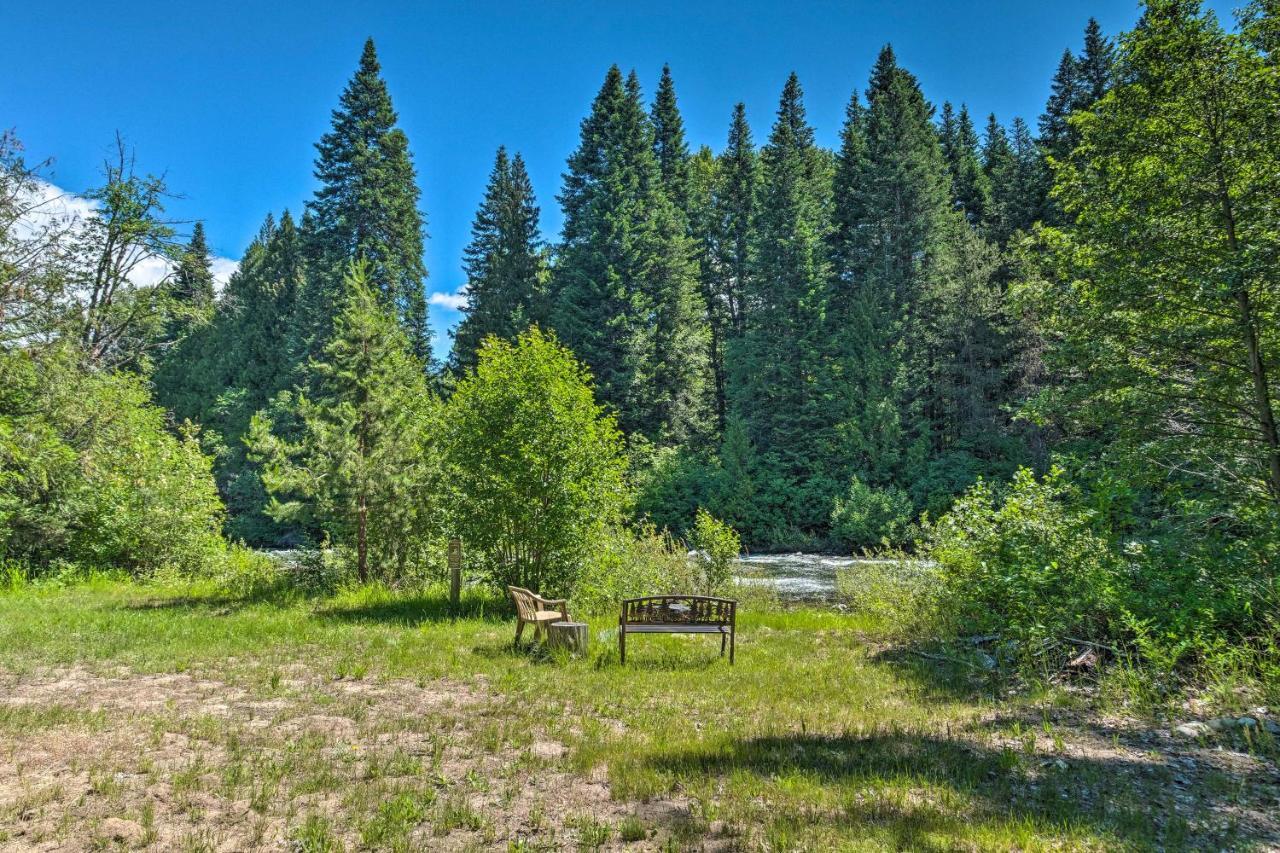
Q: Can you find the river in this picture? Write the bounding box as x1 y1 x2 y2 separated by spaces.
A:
733 552 903 601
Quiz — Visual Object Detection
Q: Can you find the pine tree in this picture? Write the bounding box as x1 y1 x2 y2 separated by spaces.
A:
249 261 443 581
1039 49 1081 165
690 104 758 433
449 147 547 374
981 114 1045 245
1078 18 1115 105
306 38 430 362
939 103 991 224
1039 19 1116 222
716 103 757 338
727 72 834 531
171 223 215 310
551 66 710 444
830 47 1013 514
651 64 692 216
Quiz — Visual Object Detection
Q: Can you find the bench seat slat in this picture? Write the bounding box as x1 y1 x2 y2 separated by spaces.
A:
623 624 730 634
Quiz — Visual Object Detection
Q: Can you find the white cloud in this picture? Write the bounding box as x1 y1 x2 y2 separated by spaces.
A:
211 257 239 289
11 179 239 291
428 288 469 311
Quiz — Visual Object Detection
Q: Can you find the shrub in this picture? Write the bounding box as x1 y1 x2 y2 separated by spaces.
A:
688 509 741 595
925 466 1120 647
0 348 225 576
830 476 915 550
573 524 695 616
445 327 628 597
835 558 941 639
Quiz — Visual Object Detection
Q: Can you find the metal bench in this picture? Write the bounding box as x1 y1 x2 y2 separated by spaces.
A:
619 595 736 664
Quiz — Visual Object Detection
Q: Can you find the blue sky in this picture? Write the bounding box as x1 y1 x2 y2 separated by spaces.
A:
4 0 1236 359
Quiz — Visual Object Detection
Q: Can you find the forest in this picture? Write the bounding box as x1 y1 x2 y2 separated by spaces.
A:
3 0 1279 701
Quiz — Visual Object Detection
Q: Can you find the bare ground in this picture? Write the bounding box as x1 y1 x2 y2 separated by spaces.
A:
1 665 1277 850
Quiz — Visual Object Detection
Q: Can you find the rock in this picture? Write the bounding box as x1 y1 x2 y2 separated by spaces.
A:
1174 721 1213 739
1236 716 1259 730
1264 720 1280 736
977 652 997 670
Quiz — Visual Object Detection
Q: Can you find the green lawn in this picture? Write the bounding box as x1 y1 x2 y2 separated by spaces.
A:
0 578 1274 850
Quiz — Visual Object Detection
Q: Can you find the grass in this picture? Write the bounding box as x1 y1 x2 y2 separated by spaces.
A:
0 577 1274 850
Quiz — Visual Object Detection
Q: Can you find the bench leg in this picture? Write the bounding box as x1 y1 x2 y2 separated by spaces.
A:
514 620 525 648
720 632 726 657
619 627 626 665
730 629 735 665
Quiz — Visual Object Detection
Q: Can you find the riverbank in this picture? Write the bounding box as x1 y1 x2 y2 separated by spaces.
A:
0 577 1276 850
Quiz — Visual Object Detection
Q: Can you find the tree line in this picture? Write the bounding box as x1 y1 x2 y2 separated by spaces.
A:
3 0 1277 620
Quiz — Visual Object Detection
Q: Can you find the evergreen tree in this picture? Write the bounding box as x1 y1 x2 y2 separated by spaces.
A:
1040 49 1081 165
831 47 1013 515
551 66 711 444
727 72 835 531
171 223 215 311
939 103 991 224
449 147 547 374
249 261 443 581
1078 18 1116 104
306 38 431 362
692 104 757 433
1039 19 1116 222
651 64 692 216
715 103 757 338
982 115 1046 245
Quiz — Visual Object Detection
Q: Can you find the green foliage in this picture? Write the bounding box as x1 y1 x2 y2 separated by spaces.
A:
688 509 740 595
306 38 431 361
551 66 712 445
727 73 833 534
1023 0 1280 509
0 348 224 576
449 147 547 374
829 476 914 550
573 524 694 616
926 467 1120 646
445 327 627 596
835 558 941 640
249 262 443 583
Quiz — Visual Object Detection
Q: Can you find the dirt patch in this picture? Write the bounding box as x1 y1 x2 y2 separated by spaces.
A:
0 666 692 850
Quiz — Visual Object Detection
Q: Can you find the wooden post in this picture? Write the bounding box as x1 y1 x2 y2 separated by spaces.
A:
548 621 588 657
448 538 462 608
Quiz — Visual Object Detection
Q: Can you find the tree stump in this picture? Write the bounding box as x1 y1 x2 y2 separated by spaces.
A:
548 621 588 657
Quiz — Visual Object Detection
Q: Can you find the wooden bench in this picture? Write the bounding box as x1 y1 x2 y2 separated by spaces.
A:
619 596 736 665
506 585 569 647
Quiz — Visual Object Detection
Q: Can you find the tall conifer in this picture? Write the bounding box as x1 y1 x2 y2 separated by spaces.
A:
727 73 834 530
449 147 546 374
552 67 710 444
306 39 430 362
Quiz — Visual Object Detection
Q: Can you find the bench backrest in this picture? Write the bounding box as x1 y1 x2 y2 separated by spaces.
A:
621 595 735 626
507 585 538 620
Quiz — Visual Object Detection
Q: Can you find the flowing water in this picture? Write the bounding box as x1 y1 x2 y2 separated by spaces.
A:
733 552 902 601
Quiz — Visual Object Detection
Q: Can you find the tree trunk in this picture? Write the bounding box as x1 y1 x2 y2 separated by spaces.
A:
356 498 369 583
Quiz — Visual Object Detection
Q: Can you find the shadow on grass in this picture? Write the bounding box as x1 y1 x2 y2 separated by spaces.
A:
644 731 1265 849
866 643 1003 703
316 593 507 626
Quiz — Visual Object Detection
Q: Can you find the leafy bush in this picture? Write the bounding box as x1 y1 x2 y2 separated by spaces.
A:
1 349 225 576
688 509 740 595
445 327 628 597
835 558 941 639
829 476 915 550
926 466 1120 646
573 524 695 616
